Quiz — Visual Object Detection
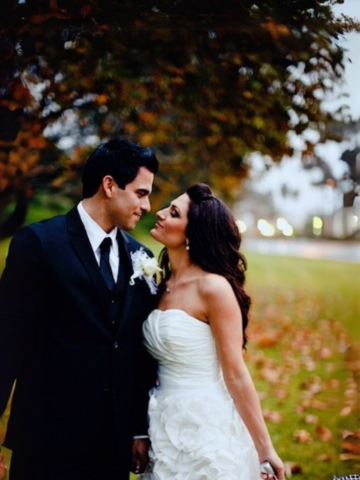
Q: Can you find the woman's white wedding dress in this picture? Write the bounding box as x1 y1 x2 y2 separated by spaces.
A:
139 309 260 480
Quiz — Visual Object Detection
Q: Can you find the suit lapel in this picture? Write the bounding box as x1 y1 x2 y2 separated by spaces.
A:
66 208 112 328
115 230 135 335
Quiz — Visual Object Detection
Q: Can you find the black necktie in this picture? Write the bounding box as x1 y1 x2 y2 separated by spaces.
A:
99 237 115 290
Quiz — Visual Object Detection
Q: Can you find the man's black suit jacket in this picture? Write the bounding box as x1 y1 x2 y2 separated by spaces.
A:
0 208 157 476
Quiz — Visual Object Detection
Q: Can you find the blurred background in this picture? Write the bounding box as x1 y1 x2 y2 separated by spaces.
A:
0 2 360 258
0 1 359 479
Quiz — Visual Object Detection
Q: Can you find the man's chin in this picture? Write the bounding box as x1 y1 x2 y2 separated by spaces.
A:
125 218 140 231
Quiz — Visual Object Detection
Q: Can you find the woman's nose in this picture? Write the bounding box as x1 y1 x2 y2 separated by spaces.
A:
157 209 166 220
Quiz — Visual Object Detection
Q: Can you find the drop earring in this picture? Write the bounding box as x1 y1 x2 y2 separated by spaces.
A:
185 239 190 251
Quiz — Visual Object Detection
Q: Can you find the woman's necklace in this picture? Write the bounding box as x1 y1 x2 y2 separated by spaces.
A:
166 264 195 293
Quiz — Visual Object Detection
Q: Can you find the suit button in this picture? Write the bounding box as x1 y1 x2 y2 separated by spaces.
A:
113 341 119 349
103 383 110 392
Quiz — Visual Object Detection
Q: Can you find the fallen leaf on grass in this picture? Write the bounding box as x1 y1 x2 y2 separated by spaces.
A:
302 358 316 371
319 346 333 359
339 453 360 461
339 377 359 416
346 360 360 372
316 454 332 461
300 398 328 410
340 406 353 416
256 332 279 347
304 414 318 424
327 378 340 388
293 429 313 443
260 368 280 384
316 425 333 442
344 343 360 363
275 388 288 399
300 376 323 395
342 430 360 454
263 409 284 423
310 399 328 410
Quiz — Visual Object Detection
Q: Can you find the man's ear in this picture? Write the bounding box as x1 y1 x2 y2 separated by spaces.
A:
102 175 114 198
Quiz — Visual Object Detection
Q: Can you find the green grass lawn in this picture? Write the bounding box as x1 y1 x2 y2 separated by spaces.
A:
243 253 360 480
1 221 359 480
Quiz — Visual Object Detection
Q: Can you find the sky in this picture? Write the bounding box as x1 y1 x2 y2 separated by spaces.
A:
324 0 360 119
247 0 360 229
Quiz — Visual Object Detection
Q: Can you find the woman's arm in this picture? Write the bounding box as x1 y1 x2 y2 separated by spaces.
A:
201 274 285 480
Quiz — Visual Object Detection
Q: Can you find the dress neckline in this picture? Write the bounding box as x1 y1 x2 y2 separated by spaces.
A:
152 308 210 327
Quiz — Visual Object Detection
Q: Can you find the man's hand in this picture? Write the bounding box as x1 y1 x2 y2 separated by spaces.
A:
131 438 150 475
0 451 6 480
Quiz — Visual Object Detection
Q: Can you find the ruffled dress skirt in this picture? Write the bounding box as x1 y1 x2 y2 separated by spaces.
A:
139 309 260 480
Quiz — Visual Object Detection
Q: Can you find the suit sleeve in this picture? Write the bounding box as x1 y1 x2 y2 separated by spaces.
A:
0 226 44 417
131 334 158 436
132 249 158 436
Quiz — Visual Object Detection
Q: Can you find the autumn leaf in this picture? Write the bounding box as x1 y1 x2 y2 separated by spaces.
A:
309 399 328 410
28 137 48 149
319 346 333 359
139 133 154 146
317 454 332 462
96 94 110 105
139 112 156 127
80 5 92 17
263 409 284 423
342 431 360 455
339 453 360 461
293 429 313 443
316 425 333 442
262 20 291 40
340 406 353 416
256 332 279 348
259 367 280 384
304 414 318 425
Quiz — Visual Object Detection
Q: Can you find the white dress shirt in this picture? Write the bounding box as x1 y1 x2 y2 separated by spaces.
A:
77 202 119 281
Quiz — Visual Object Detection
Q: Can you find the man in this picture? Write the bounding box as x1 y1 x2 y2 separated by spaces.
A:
0 138 159 480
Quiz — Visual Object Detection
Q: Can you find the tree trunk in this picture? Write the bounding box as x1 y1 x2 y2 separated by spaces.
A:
0 193 29 240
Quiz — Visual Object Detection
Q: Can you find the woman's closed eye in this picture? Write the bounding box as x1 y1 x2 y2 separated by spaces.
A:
170 208 179 218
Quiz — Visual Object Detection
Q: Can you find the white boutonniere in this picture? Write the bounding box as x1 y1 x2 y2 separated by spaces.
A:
129 248 162 295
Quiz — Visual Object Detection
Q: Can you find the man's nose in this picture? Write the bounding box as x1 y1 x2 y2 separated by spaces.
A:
141 196 151 213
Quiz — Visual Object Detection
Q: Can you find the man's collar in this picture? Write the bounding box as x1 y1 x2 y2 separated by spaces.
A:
77 201 117 252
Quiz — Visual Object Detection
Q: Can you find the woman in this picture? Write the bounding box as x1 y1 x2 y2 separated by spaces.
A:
140 184 284 480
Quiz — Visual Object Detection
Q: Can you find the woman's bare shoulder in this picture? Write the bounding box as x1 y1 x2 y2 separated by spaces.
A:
197 272 233 299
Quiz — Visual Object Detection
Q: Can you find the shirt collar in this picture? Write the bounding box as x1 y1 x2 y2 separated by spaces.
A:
77 201 118 253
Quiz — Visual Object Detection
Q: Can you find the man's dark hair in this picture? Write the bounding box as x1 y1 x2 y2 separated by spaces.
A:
82 138 159 198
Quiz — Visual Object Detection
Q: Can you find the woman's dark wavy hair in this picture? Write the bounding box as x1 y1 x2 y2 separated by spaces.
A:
159 183 251 348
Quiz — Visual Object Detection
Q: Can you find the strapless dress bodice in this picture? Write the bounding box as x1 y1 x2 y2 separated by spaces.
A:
143 309 223 393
